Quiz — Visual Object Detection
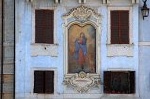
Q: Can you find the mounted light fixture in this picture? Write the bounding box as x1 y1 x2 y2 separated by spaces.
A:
141 0 149 20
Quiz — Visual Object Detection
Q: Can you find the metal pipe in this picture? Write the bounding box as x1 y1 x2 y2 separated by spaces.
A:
1 0 4 98
13 0 16 98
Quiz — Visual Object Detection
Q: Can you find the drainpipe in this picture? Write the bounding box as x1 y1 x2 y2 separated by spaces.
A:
13 0 15 98
1 0 4 98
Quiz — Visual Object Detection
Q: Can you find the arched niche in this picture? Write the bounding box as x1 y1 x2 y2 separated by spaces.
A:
63 6 102 93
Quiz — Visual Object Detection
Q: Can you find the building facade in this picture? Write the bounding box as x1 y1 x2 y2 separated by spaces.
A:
1 0 150 99
0 0 15 99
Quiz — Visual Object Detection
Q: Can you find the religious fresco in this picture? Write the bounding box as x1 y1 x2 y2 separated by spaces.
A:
68 24 96 73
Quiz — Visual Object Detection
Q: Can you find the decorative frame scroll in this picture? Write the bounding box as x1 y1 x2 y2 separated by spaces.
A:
63 5 102 93
63 71 102 93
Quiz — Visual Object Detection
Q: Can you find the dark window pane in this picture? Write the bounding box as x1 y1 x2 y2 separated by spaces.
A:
104 71 135 94
45 71 54 93
104 71 111 93
34 71 45 93
130 71 135 93
34 71 54 94
111 72 129 93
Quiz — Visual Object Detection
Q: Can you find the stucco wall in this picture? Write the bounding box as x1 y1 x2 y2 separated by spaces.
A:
16 0 140 99
139 0 150 99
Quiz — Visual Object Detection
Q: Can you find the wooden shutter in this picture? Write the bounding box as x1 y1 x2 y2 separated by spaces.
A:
104 71 111 93
111 72 130 94
129 71 135 93
35 10 54 44
34 71 44 93
34 71 54 94
104 71 135 94
45 71 54 93
111 11 129 44
111 11 119 44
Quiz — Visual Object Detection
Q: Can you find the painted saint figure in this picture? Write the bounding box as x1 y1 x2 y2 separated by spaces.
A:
74 33 87 70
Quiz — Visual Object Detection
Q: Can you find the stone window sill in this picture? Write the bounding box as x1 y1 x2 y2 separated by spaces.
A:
107 44 134 57
31 43 58 57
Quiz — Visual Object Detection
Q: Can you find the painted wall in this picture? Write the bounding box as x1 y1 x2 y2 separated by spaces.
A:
16 0 140 99
139 0 150 99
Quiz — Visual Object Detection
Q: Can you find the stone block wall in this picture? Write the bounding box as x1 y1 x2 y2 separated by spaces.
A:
0 0 14 99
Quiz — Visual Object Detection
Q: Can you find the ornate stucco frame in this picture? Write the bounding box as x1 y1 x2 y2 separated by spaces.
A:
63 6 102 93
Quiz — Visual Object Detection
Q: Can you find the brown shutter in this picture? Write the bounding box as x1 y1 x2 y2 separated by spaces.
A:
120 11 129 44
111 11 119 44
111 11 129 44
104 71 111 93
34 71 54 94
129 71 135 93
35 10 54 44
45 71 54 93
111 72 130 94
34 71 44 93
104 71 135 94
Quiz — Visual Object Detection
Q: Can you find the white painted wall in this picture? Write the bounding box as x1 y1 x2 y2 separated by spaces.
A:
15 0 142 99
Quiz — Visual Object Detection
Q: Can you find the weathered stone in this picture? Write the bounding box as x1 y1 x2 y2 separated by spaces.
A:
4 46 14 58
3 82 14 93
3 93 13 99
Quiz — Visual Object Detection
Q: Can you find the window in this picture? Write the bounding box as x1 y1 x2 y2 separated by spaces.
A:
104 71 135 94
107 7 133 56
31 9 58 56
34 71 54 94
35 10 54 44
111 10 129 44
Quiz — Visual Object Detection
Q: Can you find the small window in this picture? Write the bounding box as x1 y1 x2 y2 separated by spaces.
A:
111 10 129 44
35 10 54 44
34 71 54 94
104 71 135 94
